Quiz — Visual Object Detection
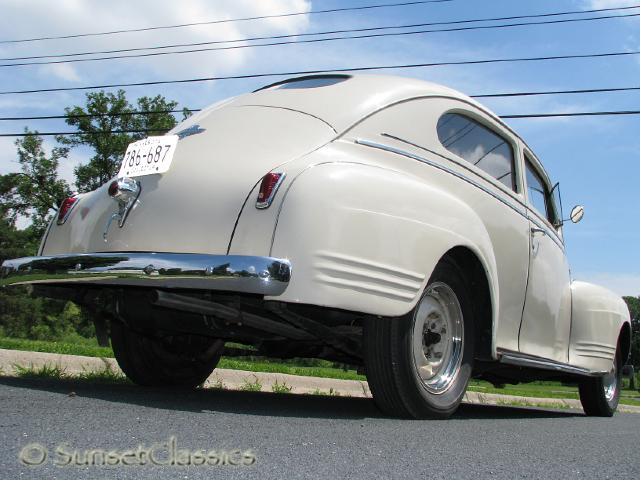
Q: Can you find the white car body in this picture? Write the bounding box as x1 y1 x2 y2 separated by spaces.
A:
2 74 631 416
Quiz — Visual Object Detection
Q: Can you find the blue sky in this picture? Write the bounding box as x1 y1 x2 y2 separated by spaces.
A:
0 0 638 295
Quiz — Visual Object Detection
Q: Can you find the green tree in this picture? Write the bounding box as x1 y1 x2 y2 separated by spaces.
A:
58 90 184 192
623 296 640 368
0 131 70 237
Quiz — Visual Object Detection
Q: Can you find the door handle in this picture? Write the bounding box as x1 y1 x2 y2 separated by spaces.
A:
530 227 546 237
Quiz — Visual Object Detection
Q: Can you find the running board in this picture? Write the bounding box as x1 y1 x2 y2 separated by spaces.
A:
498 350 606 377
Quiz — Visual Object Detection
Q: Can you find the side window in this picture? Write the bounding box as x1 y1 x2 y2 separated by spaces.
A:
525 157 555 224
436 112 515 190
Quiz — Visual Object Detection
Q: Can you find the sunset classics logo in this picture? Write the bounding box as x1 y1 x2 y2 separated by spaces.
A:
19 437 256 467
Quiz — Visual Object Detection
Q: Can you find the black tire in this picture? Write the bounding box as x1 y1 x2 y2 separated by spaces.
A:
578 347 622 417
364 257 474 419
110 321 224 388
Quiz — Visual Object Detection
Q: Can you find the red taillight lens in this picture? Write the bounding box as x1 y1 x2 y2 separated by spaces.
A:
57 197 78 224
108 180 119 197
256 172 285 209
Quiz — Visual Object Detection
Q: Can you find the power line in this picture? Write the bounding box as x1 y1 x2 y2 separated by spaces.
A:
1 130 168 137
0 109 196 121
3 11 640 68
3 49 640 96
3 85 640 121
473 85 640 98
501 110 640 118
3 109 639 136
4 4 638 63
0 0 454 45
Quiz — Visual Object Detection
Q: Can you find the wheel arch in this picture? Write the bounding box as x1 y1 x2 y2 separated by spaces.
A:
269 156 501 345
619 321 632 364
440 246 495 361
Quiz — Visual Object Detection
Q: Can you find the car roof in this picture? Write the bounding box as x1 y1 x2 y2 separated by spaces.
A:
193 73 553 187
228 74 487 132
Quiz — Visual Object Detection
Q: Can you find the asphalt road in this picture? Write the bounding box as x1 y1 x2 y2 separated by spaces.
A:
1 377 638 480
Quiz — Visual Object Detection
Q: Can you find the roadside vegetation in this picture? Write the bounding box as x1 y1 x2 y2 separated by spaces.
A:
1 334 639 406
12 362 129 384
0 89 638 410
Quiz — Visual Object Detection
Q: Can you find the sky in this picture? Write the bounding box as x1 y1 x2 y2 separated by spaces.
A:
0 0 638 296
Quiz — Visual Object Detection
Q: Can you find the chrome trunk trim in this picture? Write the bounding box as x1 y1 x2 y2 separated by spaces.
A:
0 252 291 296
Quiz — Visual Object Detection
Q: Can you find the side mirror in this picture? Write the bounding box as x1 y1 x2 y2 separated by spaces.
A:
569 205 584 224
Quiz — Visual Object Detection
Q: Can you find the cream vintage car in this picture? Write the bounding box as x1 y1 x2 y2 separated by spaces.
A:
1 74 632 418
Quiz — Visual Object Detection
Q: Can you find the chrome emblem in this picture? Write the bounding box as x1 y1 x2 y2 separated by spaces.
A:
103 177 141 241
176 124 206 139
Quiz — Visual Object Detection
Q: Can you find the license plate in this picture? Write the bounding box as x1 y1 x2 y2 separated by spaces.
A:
117 135 179 178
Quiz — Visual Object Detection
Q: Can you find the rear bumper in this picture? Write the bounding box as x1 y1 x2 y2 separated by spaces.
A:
0 252 291 296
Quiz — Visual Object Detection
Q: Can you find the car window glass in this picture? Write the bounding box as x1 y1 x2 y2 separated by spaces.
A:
549 183 562 227
525 158 552 222
436 113 515 190
268 77 349 90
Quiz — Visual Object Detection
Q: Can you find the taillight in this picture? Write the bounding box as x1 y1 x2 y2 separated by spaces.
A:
57 196 78 225
108 177 139 200
256 172 285 209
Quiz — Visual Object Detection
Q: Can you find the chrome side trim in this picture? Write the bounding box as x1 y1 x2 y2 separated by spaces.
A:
356 138 527 218
0 253 291 296
357 137 567 251
498 350 606 377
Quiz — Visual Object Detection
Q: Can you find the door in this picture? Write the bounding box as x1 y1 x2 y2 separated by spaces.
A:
519 155 572 363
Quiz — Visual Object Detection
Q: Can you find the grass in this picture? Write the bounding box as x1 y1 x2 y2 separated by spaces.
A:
271 379 293 394
12 362 129 384
1 335 638 405
495 398 571 410
468 379 640 407
218 358 364 381
240 375 262 392
0 336 365 380
13 363 68 380
310 387 341 396
0 336 113 358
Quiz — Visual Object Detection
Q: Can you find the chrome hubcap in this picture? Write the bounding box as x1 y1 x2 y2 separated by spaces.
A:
412 282 464 394
603 361 617 402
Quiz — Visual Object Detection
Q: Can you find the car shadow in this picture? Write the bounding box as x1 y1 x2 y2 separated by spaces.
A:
0 376 583 421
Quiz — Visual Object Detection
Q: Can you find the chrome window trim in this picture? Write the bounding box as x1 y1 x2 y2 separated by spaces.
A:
435 110 518 193
339 94 555 190
356 136 565 251
355 137 526 218
381 132 526 207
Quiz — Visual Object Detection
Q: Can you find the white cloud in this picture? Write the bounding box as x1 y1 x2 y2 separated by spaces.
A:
585 0 639 8
0 0 312 180
0 137 19 174
0 0 312 82
574 272 640 297
39 63 81 82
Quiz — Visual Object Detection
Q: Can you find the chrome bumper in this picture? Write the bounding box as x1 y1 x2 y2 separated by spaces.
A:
0 253 291 296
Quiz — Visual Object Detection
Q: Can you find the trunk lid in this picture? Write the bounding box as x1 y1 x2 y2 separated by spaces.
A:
42 105 335 255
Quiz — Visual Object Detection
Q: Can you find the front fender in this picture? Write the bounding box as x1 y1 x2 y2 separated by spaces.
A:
268 161 499 319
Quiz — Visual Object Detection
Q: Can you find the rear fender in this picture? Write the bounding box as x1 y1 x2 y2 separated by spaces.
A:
268 161 499 323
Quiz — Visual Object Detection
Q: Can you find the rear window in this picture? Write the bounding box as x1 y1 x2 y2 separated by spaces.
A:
256 75 350 92
436 113 515 191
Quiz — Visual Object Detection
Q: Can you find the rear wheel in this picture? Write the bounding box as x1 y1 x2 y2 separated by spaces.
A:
578 348 622 417
364 258 474 419
110 321 224 388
